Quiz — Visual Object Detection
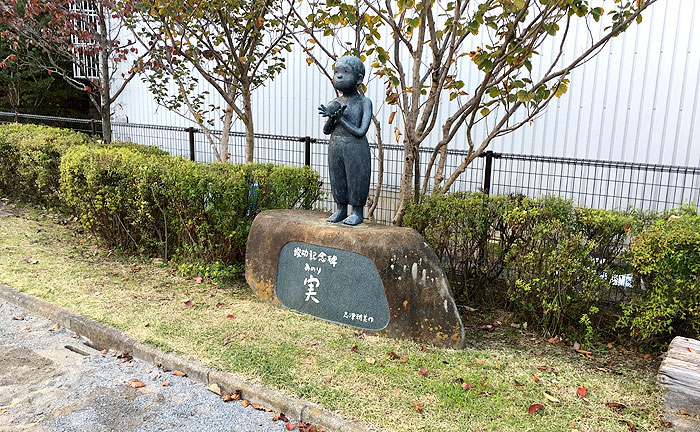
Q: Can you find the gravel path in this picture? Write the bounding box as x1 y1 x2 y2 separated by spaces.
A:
0 299 300 432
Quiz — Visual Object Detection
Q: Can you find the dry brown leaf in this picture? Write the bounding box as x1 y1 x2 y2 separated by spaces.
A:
162 381 170 386
532 375 540 383
477 359 484 365
241 400 251 407
401 357 408 363
128 379 146 388
173 370 186 377
543 391 560 403
619 419 636 431
252 403 261 410
679 409 689 415
207 383 222 395
0 409 7 414
528 403 544 414
184 300 194 308
463 382 473 390
413 402 423 413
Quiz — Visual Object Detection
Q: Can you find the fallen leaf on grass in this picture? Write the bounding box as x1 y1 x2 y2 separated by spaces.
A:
121 277 129 281
418 368 428 376
216 302 226 307
401 357 408 363
462 382 473 390
350 345 358 352
184 300 194 307
547 337 557 344
324 378 331 383
533 350 543 356
193 276 203 284
222 337 231 346
642 353 652 360
477 359 484 365
173 370 186 377
128 379 146 388
207 383 222 395
619 419 636 431
532 375 540 383
365 357 375 365
543 391 560 403
162 381 170 386
528 404 544 414
226 314 235 319
577 386 586 398
387 352 399 360
606 402 627 414
413 402 423 413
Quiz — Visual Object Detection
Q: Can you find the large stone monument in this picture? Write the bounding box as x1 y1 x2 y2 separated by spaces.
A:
244 56 464 348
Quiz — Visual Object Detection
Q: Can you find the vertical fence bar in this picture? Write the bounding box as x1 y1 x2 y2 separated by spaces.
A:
90 119 96 135
483 150 495 195
304 136 312 166
188 127 196 162
14 111 19 123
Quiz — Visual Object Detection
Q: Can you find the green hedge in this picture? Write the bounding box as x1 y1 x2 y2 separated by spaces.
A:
405 192 700 345
0 123 168 206
0 123 89 205
60 145 322 265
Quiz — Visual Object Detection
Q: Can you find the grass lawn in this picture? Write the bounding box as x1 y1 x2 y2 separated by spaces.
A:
0 200 663 431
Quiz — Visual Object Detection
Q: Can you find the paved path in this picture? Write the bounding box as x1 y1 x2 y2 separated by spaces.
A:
0 299 295 432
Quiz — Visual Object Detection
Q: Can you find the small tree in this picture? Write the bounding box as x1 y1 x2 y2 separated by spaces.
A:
123 0 292 162
0 0 147 142
296 0 656 224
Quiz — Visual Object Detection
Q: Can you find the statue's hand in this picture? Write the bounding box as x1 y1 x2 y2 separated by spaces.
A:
318 104 332 118
333 105 347 120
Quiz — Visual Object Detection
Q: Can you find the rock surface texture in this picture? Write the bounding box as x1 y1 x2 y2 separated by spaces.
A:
658 336 700 431
245 210 465 349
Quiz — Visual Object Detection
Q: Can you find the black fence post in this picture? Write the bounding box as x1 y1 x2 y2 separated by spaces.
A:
188 127 196 162
483 150 494 196
90 119 96 136
304 136 312 166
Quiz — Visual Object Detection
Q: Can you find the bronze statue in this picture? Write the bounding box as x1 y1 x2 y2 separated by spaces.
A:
318 55 373 226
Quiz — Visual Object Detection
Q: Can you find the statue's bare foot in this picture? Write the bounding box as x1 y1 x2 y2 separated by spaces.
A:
342 213 363 226
327 208 347 223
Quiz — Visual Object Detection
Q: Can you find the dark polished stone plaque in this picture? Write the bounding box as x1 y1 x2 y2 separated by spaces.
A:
276 241 389 330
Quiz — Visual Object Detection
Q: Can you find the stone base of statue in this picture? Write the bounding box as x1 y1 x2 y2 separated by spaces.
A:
245 210 465 349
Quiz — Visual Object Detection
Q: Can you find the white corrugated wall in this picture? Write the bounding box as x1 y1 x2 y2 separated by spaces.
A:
113 0 699 166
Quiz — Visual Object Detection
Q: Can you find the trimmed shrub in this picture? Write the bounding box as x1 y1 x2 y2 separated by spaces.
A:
620 208 700 344
60 145 322 265
405 193 634 337
0 123 88 205
0 124 167 206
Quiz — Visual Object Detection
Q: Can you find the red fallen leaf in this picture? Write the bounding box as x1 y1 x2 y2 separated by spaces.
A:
528 403 544 414
577 386 586 398
324 378 331 383
128 379 146 388
537 365 547 370
184 300 194 307
401 357 409 363
463 382 473 390
226 314 235 319
619 419 636 431
420 347 428 352
350 345 358 352
222 337 231 346
687 347 696 354
216 302 225 307
387 352 399 360
418 368 428 376
413 402 423 413
514 380 524 386
532 375 540 383
285 422 295 430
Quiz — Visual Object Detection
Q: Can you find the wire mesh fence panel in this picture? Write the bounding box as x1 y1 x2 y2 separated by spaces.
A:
4 111 700 221
491 154 700 212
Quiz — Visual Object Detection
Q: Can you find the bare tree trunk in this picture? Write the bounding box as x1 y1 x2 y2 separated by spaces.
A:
220 108 234 162
434 143 448 192
97 4 112 143
367 116 383 220
392 141 415 226
242 83 255 163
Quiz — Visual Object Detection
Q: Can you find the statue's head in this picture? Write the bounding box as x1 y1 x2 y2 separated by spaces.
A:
333 56 365 93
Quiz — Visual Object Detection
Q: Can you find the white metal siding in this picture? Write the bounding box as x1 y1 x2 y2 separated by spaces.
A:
113 0 699 166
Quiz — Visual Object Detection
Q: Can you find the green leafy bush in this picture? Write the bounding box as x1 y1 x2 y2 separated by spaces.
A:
60 145 322 266
0 123 88 205
620 210 700 344
406 193 634 337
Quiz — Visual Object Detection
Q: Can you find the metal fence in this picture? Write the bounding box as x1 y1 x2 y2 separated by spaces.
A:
3 111 699 224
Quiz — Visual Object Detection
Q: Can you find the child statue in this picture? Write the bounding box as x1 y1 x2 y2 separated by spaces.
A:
318 55 373 226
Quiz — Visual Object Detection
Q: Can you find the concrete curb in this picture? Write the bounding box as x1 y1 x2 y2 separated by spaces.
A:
0 284 373 432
